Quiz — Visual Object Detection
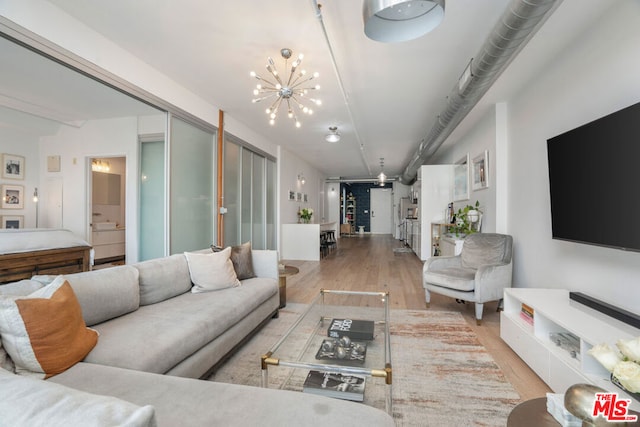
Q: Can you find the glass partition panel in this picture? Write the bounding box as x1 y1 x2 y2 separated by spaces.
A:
241 149 252 244
252 153 265 249
222 135 276 250
223 140 240 246
266 158 276 249
169 116 215 253
139 138 165 261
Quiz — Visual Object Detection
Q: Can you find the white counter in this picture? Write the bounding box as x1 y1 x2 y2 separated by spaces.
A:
281 222 336 261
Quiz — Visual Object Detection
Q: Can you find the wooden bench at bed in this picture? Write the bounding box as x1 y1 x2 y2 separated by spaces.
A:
0 246 92 284
0 228 93 284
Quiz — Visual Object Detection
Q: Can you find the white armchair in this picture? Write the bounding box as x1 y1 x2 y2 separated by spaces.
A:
423 233 513 324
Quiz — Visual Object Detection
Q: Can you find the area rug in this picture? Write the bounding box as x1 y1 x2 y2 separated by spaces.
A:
209 304 521 426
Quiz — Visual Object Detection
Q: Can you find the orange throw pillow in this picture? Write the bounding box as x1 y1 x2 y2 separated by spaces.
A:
0 276 98 378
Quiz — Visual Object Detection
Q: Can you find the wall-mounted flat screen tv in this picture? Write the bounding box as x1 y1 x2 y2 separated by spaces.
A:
547 101 640 252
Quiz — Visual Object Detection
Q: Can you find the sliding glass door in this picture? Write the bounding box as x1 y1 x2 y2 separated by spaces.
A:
169 116 215 253
223 135 275 250
139 136 166 261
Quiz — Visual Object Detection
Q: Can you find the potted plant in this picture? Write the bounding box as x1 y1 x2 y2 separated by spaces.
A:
299 207 313 223
452 201 482 236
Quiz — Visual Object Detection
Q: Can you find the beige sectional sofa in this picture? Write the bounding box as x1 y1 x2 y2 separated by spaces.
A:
0 249 395 426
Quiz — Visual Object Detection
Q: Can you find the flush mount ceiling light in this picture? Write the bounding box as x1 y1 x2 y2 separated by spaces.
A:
378 158 387 186
250 48 321 128
325 126 341 143
363 0 445 43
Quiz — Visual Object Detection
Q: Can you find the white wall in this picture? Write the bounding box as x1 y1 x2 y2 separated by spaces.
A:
438 1 640 314
432 107 498 234
40 117 140 260
277 146 326 256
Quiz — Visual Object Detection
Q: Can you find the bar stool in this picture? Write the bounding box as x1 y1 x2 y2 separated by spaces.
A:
320 231 329 258
326 230 336 251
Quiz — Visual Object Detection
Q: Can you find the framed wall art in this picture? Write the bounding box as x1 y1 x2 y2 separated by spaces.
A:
296 192 302 202
453 153 470 201
288 190 296 201
2 154 25 180
472 150 489 191
2 215 24 229
1 184 24 209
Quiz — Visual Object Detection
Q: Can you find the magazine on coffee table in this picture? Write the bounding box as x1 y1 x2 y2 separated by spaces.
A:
327 318 375 340
302 370 366 402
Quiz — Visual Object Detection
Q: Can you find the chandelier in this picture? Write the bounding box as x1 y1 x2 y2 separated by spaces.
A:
250 48 321 128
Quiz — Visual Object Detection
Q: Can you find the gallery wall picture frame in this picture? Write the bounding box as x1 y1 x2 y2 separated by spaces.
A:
2 215 24 229
2 154 25 180
472 150 489 191
296 192 302 202
453 153 470 201
288 190 296 201
1 184 24 209
303 193 308 203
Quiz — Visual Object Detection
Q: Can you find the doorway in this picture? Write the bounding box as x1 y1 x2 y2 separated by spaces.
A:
370 188 393 234
89 156 126 266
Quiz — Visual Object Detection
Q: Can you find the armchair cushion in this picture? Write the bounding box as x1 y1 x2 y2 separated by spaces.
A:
461 233 509 269
423 267 476 292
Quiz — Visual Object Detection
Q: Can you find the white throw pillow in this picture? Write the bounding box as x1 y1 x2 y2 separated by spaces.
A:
185 247 241 293
0 368 157 427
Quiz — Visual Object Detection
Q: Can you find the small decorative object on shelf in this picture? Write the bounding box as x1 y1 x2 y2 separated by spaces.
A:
327 318 375 340
302 370 366 402
299 207 313 223
588 336 640 398
315 337 367 364
549 332 580 360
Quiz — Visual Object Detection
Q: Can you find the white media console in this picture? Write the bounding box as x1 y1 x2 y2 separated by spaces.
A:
500 288 640 411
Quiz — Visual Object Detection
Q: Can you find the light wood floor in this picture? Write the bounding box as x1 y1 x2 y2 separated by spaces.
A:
282 233 551 402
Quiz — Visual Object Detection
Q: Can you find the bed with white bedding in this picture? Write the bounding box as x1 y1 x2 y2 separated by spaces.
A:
0 229 92 283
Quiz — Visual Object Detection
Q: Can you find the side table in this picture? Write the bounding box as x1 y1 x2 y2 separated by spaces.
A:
507 398 558 427
277 265 299 308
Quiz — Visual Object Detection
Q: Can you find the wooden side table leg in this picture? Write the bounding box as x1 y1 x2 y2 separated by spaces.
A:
278 276 287 308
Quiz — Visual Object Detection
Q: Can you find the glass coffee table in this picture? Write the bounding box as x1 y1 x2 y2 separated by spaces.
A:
261 289 392 413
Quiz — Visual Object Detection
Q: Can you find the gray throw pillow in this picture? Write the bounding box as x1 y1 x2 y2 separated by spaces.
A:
211 242 256 280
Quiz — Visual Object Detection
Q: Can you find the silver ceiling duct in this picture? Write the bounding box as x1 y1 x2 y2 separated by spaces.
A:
399 0 561 185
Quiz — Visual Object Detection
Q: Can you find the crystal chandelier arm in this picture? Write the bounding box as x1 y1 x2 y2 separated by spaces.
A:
256 81 280 92
287 55 304 87
251 72 282 91
285 98 294 118
267 96 283 114
266 57 286 87
288 72 316 90
289 95 313 115
252 93 279 103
